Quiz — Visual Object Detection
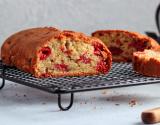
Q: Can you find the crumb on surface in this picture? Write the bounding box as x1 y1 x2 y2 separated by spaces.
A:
92 97 96 99
106 98 110 101
115 103 120 106
102 90 107 95
42 102 46 105
15 93 18 96
129 99 137 107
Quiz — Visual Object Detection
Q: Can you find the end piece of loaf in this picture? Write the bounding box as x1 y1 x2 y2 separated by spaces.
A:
133 49 160 77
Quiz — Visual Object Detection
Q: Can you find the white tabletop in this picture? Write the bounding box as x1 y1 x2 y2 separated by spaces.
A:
0 80 160 125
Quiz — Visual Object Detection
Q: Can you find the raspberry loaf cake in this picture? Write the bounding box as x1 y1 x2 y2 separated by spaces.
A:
1 27 112 77
92 30 159 62
133 49 160 77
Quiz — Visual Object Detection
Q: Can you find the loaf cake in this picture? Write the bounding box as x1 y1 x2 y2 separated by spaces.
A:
133 49 160 77
92 30 159 62
1 27 112 78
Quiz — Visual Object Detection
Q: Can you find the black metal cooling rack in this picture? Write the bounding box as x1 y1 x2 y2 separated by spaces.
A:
0 61 160 111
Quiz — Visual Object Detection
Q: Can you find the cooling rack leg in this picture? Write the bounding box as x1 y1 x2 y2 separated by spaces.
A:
58 93 74 111
0 77 5 90
0 65 6 90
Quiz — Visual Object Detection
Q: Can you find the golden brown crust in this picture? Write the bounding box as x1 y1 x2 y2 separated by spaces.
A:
92 29 160 62
92 29 159 49
1 27 60 74
111 58 128 62
133 50 160 77
1 27 112 78
38 71 100 78
92 29 159 48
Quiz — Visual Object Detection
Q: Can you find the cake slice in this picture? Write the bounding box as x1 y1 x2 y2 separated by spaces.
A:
92 30 159 62
133 49 160 77
1 27 112 78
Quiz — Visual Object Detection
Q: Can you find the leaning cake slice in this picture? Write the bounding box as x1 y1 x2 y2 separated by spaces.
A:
92 30 159 62
133 49 160 77
1 27 112 78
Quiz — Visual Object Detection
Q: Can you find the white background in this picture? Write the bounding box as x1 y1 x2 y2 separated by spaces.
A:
0 0 160 46
0 0 160 125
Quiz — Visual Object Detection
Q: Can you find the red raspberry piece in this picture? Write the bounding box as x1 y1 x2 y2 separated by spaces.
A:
77 53 91 64
54 63 68 71
96 60 108 73
94 49 101 56
128 40 148 51
40 73 50 77
60 46 65 52
115 39 122 45
109 46 123 55
39 47 51 60
92 42 104 56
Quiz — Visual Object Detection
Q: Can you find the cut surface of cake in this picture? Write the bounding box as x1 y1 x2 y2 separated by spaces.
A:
133 49 160 77
1 27 112 78
92 30 159 62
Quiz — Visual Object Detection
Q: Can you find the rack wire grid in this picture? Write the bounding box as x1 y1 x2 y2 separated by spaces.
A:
0 61 160 110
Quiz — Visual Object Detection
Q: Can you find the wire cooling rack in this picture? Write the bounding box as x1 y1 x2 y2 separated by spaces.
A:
0 61 160 110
